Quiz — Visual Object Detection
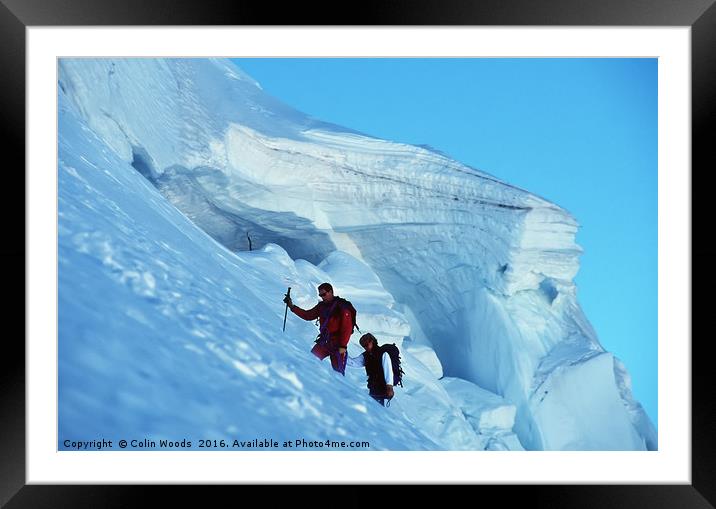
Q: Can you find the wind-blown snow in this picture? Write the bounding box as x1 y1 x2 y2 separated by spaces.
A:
58 58 657 450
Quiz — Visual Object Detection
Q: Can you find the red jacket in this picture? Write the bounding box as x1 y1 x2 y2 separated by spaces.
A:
290 298 353 348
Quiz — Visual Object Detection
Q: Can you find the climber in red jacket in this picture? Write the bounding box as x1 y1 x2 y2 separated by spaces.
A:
283 282 355 375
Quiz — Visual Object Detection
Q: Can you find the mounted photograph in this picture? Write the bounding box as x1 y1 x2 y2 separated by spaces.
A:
57 57 658 452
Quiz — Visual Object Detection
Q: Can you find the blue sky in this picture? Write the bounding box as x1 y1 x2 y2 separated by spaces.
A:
232 58 658 428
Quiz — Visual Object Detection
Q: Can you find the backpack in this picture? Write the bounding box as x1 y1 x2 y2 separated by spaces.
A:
334 297 359 334
380 343 404 387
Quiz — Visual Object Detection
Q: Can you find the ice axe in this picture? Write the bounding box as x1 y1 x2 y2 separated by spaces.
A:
282 287 291 332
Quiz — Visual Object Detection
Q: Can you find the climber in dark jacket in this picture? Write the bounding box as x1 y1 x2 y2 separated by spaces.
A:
347 333 394 406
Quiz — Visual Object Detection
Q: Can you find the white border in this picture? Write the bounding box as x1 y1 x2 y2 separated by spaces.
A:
27 27 690 483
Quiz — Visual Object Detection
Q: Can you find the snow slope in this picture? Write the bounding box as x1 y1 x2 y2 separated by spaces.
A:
58 58 657 450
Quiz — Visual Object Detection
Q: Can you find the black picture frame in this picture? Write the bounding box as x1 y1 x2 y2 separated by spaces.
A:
4 0 711 506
